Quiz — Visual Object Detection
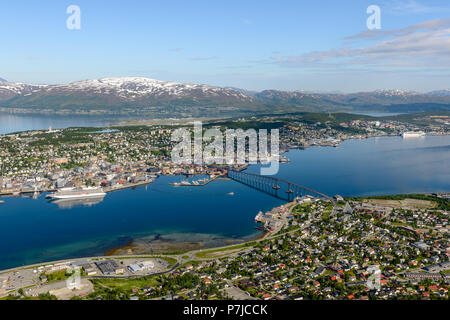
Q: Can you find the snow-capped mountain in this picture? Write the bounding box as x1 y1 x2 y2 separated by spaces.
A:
316 89 450 107
372 89 419 97
223 86 259 96
254 90 325 111
256 90 320 100
0 77 254 108
1 77 449 116
42 77 253 101
254 88 448 108
428 89 450 96
0 77 259 117
0 80 48 102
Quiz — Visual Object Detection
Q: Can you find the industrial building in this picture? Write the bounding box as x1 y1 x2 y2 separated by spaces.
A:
95 260 124 275
127 260 155 273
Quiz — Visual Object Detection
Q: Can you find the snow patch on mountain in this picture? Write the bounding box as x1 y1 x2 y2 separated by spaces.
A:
372 89 419 97
13 77 253 103
427 89 450 96
0 81 49 101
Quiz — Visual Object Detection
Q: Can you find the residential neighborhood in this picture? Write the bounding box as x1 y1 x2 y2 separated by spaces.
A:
2 195 448 300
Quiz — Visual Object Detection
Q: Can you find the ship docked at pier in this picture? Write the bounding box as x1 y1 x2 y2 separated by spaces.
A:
46 187 106 200
402 131 426 138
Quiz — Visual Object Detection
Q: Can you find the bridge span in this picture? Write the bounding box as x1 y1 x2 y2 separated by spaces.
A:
228 170 333 203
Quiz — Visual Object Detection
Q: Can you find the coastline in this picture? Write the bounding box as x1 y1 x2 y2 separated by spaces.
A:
103 231 265 257
0 134 448 272
0 232 268 274
0 190 447 274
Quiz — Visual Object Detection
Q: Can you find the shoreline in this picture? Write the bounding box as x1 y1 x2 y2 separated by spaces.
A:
2 132 447 197
2 133 447 198
0 134 448 272
103 229 265 257
0 231 269 275
0 190 447 274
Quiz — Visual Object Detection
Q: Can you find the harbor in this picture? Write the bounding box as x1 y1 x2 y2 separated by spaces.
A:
0 135 448 271
0 180 156 199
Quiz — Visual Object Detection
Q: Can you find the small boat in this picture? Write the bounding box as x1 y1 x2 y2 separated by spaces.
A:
272 185 281 190
0 200 4 204
227 192 235 196
279 156 291 163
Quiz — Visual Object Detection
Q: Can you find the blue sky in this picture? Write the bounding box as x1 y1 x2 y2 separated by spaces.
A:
0 0 449 92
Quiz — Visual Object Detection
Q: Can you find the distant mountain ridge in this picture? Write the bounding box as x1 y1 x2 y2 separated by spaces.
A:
0 77 449 116
428 89 450 96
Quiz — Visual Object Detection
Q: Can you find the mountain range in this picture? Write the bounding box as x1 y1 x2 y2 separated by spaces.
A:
1 77 449 117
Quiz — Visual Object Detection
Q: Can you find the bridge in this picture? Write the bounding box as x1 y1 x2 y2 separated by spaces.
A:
228 170 333 203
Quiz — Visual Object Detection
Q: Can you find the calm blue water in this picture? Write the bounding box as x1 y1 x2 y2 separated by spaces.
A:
0 135 449 270
0 176 284 270
0 112 404 134
0 113 129 134
248 135 450 197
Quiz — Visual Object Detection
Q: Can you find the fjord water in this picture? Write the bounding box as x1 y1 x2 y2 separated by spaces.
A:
0 135 449 270
0 177 285 270
0 113 124 134
248 135 450 196
0 111 404 135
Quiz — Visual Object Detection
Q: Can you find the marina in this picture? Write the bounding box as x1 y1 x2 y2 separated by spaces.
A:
169 174 225 187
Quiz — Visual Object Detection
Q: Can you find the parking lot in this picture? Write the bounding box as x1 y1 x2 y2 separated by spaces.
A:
0 256 172 298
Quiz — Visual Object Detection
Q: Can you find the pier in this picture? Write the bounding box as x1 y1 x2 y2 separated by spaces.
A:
0 188 55 197
0 180 154 198
104 180 153 193
169 174 225 187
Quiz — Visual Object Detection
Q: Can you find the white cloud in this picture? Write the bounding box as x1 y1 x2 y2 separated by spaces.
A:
273 19 450 70
384 0 450 15
345 18 450 40
190 56 218 61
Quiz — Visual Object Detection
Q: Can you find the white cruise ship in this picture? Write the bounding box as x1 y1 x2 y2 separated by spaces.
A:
47 187 106 200
402 131 425 138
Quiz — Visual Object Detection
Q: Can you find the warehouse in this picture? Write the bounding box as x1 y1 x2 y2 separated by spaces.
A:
127 260 155 273
95 260 124 275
